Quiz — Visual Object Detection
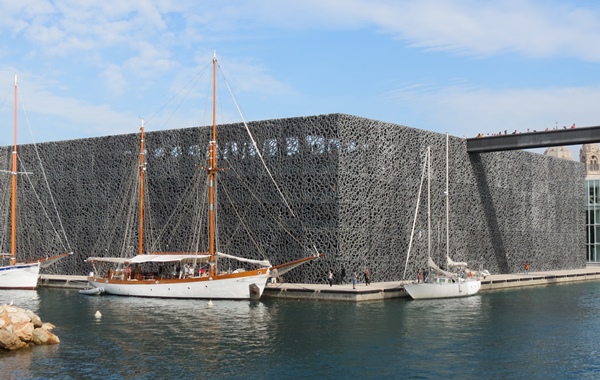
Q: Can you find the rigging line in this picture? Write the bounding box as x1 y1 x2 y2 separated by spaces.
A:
144 63 211 127
403 147 429 280
148 168 209 253
223 154 307 248
218 64 296 218
0 85 11 114
219 181 267 260
16 156 68 252
16 93 72 252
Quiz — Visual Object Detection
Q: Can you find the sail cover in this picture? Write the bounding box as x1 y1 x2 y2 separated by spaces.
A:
130 254 211 264
217 252 270 267
446 255 468 268
428 257 457 278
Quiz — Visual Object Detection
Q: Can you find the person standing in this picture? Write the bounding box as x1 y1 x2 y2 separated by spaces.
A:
524 262 530 275
352 270 357 289
328 270 334 287
339 265 346 285
364 267 371 286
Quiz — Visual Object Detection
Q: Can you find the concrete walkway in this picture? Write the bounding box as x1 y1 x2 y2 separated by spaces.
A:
262 266 600 302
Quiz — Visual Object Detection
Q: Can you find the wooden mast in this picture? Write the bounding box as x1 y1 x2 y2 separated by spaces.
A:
10 75 17 266
208 52 218 277
139 120 146 255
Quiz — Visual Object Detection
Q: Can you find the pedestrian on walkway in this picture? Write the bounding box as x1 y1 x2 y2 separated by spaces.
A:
524 262 530 275
364 267 371 286
352 270 357 289
328 270 334 286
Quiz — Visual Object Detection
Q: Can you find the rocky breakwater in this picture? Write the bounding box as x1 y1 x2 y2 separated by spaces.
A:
0 304 60 351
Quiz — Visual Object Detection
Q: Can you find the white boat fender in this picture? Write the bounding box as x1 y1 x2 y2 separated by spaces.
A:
95 310 102 318
207 300 213 307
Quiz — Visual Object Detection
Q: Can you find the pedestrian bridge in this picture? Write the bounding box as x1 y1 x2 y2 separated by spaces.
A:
466 125 600 153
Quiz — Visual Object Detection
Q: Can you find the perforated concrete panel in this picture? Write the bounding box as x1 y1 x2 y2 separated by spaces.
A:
3 114 585 284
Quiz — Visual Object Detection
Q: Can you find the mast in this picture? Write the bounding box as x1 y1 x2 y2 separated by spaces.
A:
208 52 218 277
138 120 146 255
445 133 449 259
10 75 17 266
427 145 431 260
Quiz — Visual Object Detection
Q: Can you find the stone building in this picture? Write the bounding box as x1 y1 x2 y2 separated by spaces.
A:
580 143 600 262
1 114 586 283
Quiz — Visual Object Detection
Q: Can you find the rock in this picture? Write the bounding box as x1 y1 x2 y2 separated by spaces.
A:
9 309 31 325
41 322 56 330
0 329 28 351
32 328 60 345
13 321 34 342
25 309 43 328
0 304 60 351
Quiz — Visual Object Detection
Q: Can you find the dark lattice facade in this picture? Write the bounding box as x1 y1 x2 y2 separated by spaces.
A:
2 114 586 284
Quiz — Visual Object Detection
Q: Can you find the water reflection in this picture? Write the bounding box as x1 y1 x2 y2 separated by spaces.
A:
2 283 600 379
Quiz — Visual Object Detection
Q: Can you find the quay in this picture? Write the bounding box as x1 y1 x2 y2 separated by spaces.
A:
38 266 600 301
262 266 600 302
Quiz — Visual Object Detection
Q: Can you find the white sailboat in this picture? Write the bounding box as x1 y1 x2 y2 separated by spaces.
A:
85 53 321 299
0 75 72 289
403 135 481 300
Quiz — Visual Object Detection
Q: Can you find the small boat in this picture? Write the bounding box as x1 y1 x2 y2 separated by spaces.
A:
79 287 104 295
403 137 483 300
403 258 481 300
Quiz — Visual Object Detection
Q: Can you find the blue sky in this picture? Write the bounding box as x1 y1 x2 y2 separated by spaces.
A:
0 0 599 159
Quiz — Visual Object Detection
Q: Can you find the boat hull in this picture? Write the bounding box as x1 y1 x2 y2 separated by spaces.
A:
88 269 270 300
0 262 41 289
404 279 481 300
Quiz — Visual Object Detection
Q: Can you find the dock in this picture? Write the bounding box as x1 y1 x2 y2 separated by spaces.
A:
38 266 600 301
262 266 600 302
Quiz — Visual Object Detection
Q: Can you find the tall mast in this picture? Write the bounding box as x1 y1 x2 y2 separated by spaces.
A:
445 133 449 259
10 75 17 266
139 120 146 255
208 52 218 277
427 145 431 260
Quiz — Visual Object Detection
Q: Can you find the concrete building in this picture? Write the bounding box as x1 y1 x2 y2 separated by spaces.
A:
2 114 586 283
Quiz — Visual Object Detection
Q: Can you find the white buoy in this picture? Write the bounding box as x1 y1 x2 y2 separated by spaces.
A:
207 300 213 307
95 310 102 318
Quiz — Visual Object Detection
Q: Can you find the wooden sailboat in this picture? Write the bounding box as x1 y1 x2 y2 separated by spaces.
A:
403 136 481 300
0 75 72 289
85 53 321 299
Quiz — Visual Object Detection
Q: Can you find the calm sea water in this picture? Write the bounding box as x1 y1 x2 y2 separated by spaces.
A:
1 281 599 380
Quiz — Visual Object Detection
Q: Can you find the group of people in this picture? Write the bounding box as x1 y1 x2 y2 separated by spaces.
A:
475 123 576 138
327 266 371 289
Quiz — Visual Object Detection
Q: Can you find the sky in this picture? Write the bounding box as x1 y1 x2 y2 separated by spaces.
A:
0 0 599 159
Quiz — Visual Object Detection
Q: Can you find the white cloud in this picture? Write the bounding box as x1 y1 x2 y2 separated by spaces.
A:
383 82 600 139
233 0 600 61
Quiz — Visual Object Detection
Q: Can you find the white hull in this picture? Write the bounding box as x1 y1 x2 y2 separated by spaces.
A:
88 270 270 300
0 262 41 289
404 278 481 300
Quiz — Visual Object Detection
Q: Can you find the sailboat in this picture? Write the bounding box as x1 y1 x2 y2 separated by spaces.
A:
0 75 73 289
85 53 321 300
403 135 481 300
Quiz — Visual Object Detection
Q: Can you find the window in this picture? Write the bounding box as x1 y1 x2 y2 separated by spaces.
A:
590 156 599 172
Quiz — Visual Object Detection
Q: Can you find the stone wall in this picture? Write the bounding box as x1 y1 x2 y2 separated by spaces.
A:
1 114 585 284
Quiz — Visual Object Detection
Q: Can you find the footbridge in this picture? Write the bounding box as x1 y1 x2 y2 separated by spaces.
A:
466 125 600 153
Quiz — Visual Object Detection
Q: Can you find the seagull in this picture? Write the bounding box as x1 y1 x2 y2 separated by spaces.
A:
9 300 13 306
